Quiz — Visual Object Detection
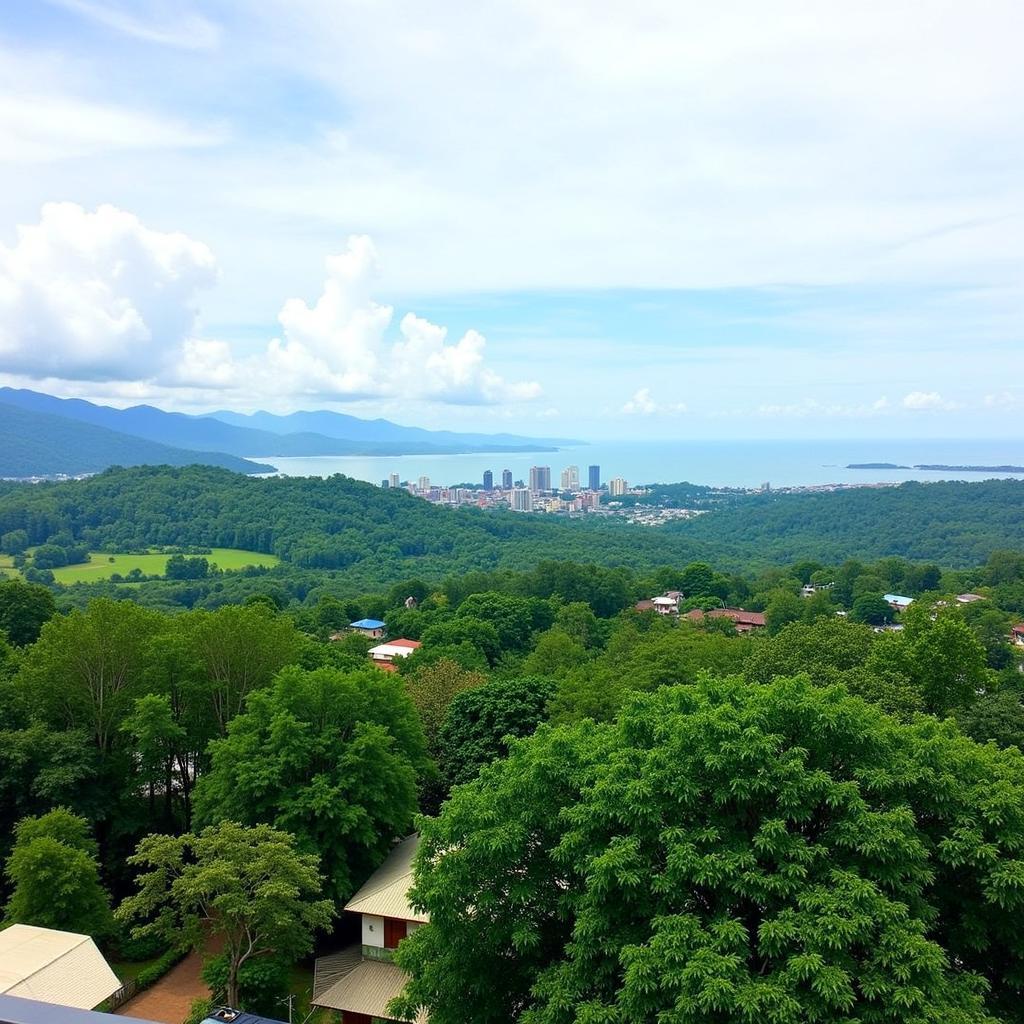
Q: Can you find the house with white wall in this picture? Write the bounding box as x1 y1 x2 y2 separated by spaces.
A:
312 836 427 1024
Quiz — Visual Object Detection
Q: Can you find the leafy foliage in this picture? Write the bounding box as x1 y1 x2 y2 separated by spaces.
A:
117 821 333 1008
395 677 1024 1023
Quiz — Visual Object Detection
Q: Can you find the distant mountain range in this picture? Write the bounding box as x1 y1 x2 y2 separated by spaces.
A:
0 402 272 478
0 388 583 479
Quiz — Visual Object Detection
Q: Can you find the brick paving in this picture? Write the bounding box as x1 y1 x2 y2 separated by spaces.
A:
116 937 223 1024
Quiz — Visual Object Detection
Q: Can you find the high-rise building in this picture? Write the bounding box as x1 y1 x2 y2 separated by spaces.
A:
588 465 601 491
509 487 533 511
388 472 400 489
501 469 513 489
381 478 390 488
418 475 430 491
529 466 551 492
560 465 580 491
608 477 628 496
483 470 493 491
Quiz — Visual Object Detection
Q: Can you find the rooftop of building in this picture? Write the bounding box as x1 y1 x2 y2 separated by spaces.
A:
345 835 428 924
350 618 387 629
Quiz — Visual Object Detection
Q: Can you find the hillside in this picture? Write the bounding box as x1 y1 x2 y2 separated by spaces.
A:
0 403 272 478
0 388 572 458
664 478 1024 566
1 469 1024 593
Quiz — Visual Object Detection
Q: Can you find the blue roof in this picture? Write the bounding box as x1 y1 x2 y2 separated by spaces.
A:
350 618 386 629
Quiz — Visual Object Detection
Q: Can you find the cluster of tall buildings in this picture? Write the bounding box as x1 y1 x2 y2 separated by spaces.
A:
380 461 631 514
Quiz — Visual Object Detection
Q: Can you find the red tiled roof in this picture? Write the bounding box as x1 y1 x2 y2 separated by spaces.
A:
389 638 422 649
686 608 766 627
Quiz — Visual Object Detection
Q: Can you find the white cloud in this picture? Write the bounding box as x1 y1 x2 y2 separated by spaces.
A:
47 0 221 50
0 202 218 380
243 237 540 404
757 397 892 418
622 388 686 416
0 207 537 406
902 390 957 410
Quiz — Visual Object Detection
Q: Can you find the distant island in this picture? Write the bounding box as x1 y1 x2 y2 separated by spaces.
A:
848 462 1024 473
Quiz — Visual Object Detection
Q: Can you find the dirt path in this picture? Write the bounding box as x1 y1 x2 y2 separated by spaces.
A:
115 942 218 1024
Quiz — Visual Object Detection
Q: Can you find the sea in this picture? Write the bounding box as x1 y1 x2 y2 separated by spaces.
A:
254 438 1024 490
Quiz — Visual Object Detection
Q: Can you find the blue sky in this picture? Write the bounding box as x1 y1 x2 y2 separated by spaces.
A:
0 0 1022 439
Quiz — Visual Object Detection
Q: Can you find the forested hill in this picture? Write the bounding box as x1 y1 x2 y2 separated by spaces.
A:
0 403 272 478
0 466 698 582
664 478 1024 566
0 469 1022 589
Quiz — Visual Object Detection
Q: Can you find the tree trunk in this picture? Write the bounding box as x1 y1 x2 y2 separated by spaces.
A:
227 959 240 1009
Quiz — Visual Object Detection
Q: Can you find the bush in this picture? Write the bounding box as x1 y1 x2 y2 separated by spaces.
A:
202 954 290 1016
134 947 189 989
108 926 167 963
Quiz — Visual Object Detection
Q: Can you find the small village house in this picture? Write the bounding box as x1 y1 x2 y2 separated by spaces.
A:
368 639 422 670
348 618 387 640
684 608 766 633
312 836 428 1024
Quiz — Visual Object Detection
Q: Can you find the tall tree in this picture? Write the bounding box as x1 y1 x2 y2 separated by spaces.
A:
117 821 332 1008
0 579 56 646
4 808 113 937
193 666 428 903
18 598 164 754
394 677 1024 1024
182 604 301 734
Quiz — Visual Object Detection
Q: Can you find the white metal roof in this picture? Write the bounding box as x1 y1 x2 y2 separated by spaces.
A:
0 926 121 1010
345 835 428 923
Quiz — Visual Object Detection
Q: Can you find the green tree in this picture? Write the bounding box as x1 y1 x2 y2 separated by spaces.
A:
393 677 1024 1023
19 598 164 754
907 614 988 716
181 604 301 734
455 592 542 652
193 666 428 903
552 602 602 649
121 694 187 824
0 529 29 556
850 592 893 625
402 658 485 756
763 589 804 634
4 809 113 937
957 690 1024 750
117 821 332 1008
522 629 589 677
421 617 501 666
437 676 555 788
0 579 56 646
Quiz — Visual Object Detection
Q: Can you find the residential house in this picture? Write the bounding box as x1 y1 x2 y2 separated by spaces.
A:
312 836 428 1024
1012 623 1024 647
349 619 387 640
0 926 120 1011
685 608 766 633
368 639 422 670
883 594 914 612
651 596 679 615
956 593 987 604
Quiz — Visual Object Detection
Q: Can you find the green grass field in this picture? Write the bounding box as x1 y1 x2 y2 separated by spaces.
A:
50 548 279 584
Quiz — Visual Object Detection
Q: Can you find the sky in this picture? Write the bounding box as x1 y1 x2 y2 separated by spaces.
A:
0 0 1022 440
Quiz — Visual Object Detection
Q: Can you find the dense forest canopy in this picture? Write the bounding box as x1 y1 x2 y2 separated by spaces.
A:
3 530 1024 1020
1 469 1024 602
